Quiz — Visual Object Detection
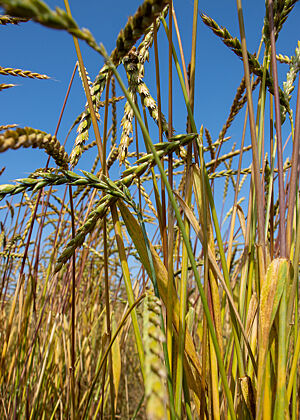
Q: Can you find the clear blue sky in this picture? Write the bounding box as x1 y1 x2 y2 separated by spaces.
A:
1 0 299 205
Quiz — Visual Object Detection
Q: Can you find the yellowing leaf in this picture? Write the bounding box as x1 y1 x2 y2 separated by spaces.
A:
118 200 204 401
257 258 291 417
259 259 289 349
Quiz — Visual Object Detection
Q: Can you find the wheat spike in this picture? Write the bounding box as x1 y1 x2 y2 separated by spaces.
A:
219 77 260 141
0 124 18 132
0 66 49 79
276 53 291 64
0 83 16 91
0 127 69 169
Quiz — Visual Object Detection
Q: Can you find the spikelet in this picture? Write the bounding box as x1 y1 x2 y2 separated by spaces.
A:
118 48 139 164
143 292 167 420
28 167 56 178
223 143 236 202
0 83 16 91
0 124 17 131
276 53 291 64
201 13 255 63
263 0 298 43
238 172 248 194
0 230 5 250
72 71 106 148
110 0 169 66
0 14 29 25
0 127 69 168
69 64 100 168
205 128 215 161
77 62 102 125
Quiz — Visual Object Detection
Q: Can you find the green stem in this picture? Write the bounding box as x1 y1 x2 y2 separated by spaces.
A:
99 43 236 420
162 19 253 379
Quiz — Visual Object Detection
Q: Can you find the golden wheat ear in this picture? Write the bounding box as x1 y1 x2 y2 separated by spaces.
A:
0 127 69 168
0 66 49 79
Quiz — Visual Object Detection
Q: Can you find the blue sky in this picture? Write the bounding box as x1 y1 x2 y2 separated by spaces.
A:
1 0 299 217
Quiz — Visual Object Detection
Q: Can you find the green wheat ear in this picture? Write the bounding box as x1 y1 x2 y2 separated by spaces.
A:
143 292 167 420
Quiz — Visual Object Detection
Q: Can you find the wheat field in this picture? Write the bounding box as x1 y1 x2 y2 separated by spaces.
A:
0 0 299 419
